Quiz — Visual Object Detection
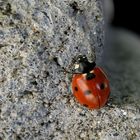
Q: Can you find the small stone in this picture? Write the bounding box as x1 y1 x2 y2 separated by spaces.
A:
80 132 86 138
10 111 17 118
77 108 82 112
113 133 119 136
122 110 127 116
70 99 75 106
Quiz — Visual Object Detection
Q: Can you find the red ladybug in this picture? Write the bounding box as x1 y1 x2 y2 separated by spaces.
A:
71 55 110 109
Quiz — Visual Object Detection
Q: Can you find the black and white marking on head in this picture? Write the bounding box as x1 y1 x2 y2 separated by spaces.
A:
73 55 96 73
74 64 80 69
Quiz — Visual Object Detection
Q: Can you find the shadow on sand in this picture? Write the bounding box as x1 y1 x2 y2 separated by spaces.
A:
100 28 140 107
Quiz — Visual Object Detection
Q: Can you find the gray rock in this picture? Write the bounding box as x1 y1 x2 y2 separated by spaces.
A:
0 0 104 139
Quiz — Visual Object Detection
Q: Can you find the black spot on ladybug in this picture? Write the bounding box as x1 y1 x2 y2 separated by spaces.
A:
100 83 105 90
84 90 92 95
86 73 96 80
75 87 78 91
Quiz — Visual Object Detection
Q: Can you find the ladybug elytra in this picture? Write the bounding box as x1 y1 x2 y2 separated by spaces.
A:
71 55 110 109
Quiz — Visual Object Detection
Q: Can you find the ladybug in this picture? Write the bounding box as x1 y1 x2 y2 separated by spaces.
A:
71 55 110 109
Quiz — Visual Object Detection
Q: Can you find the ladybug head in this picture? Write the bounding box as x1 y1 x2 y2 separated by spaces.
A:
72 55 96 74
